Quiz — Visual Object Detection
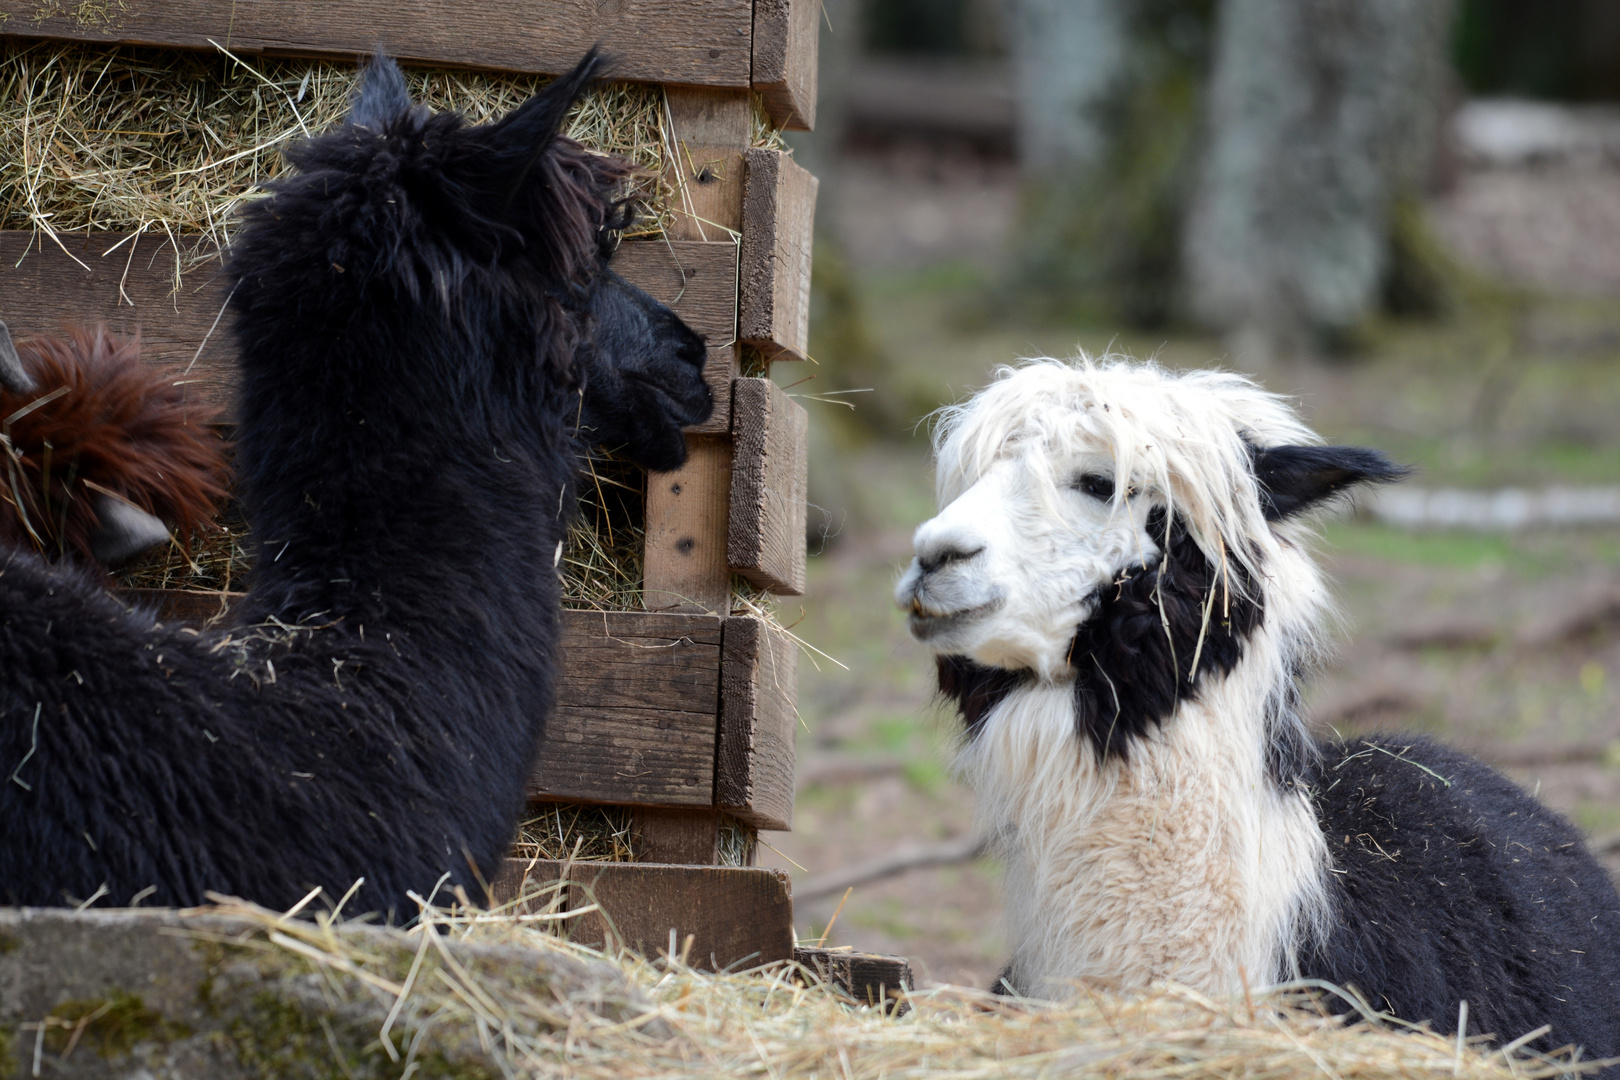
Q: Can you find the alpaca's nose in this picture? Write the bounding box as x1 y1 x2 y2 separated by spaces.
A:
917 538 984 575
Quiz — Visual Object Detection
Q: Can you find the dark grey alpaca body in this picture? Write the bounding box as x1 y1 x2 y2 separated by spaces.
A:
0 52 711 919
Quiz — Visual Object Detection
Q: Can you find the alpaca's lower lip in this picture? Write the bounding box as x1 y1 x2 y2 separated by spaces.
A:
906 595 1004 639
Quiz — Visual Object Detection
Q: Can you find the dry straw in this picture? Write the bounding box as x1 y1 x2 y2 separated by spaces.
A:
0 37 674 264
514 803 758 866
183 893 1605 1079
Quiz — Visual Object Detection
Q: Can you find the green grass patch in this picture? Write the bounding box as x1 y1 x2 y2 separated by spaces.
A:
1322 522 1525 571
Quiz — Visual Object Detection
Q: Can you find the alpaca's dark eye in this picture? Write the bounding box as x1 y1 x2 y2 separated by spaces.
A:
1075 474 1115 501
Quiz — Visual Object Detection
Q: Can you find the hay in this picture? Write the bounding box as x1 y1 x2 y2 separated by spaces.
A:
115 499 249 592
0 36 731 262
514 803 759 866
165 893 1604 1079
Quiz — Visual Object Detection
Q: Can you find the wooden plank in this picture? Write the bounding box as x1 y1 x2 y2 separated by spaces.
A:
752 0 820 131
0 232 734 429
717 614 797 831
535 611 724 807
738 149 818 362
631 808 723 864
643 88 751 618
794 947 913 1014
0 231 236 412
727 378 808 595
642 437 733 615
0 0 754 88
493 859 794 971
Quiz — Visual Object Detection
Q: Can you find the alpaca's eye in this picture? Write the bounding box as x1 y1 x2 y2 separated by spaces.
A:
1075 474 1115 501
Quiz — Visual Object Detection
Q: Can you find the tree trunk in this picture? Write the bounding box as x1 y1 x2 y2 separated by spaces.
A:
1008 0 1128 176
1184 0 1455 356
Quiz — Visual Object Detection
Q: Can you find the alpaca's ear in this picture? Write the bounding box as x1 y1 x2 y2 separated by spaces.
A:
1252 444 1408 521
348 53 413 131
482 48 609 181
88 494 171 564
0 320 35 394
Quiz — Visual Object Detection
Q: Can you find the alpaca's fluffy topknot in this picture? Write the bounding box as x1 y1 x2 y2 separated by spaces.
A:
0 325 228 563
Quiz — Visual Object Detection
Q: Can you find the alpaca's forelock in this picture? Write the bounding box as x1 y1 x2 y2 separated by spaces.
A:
930 356 1321 587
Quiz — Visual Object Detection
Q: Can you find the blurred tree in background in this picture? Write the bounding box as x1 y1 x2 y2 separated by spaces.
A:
1183 0 1456 358
1003 0 1214 329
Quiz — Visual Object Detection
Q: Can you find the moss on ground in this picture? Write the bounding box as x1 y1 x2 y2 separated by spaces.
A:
43 992 191 1058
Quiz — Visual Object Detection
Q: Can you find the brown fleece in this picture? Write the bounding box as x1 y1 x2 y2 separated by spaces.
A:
0 325 228 563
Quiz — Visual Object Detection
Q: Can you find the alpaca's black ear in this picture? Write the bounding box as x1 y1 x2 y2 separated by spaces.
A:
483 48 609 176
348 53 413 131
0 320 34 394
1252 444 1408 520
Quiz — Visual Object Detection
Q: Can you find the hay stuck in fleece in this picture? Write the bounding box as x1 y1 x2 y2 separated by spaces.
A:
0 894 1599 1079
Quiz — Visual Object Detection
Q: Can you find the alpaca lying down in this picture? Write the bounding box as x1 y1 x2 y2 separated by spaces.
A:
897 357 1620 1063
0 50 711 919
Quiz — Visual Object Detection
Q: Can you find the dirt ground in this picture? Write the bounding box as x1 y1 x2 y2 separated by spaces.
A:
758 137 1620 990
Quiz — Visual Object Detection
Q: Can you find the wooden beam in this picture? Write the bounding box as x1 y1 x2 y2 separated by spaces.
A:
0 232 736 428
752 0 821 131
494 859 795 971
642 437 733 615
0 0 754 88
794 947 913 1014
738 149 818 362
717 614 797 831
642 88 751 618
535 611 724 808
630 808 723 865
728 377 808 595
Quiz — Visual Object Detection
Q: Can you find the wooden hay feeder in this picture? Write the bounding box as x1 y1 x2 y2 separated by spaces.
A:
0 0 898 983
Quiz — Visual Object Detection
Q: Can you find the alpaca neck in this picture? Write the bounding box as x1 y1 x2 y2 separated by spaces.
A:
961 625 1329 998
237 418 570 644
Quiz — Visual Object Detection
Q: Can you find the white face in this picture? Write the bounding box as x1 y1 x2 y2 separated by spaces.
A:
895 444 1162 681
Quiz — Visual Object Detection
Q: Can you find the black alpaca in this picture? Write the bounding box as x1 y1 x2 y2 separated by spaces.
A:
901 359 1620 1066
0 51 711 919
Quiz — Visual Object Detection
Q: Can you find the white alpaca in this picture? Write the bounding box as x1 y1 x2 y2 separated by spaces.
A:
897 356 1620 1059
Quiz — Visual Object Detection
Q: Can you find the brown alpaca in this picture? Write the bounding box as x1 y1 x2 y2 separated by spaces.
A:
0 322 227 564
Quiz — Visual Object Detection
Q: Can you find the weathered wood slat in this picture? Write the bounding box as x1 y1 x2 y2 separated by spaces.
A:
642 88 751 618
630 807 727 864
728 377 808 596
738 149 817 362
494 859 795 971
0 0 755 88
752 0 820 131
717 614 797 830
0 232 737 430
794 947 912 1014
535 611 724 807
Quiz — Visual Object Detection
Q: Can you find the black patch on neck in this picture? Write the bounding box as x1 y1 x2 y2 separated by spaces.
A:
937 508 1266 761
1067 508 1264 760
936 653 1027 740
